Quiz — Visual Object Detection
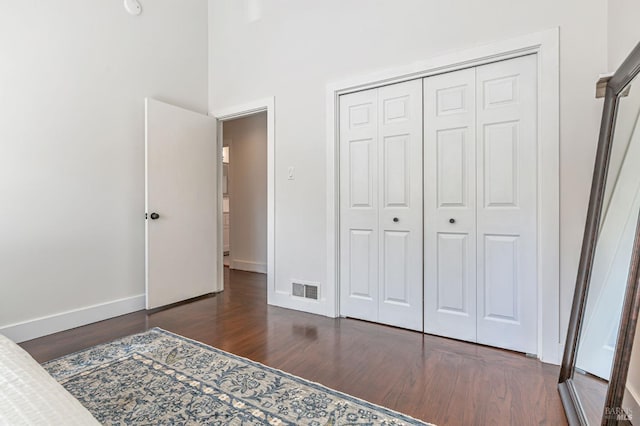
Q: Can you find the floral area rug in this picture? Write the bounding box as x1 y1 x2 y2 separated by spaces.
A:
43 328 432 425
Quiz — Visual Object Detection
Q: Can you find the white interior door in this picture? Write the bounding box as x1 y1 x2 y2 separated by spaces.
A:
339 80 423 331
145 98 218 310
339 88 379 322
423 55 538 353
475 54 538 353
377 80 423 331
424 68 477 342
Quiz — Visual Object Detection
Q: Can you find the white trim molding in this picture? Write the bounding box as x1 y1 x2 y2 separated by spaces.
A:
326 28 560 364
0 294 145 343
211 97 276 304
230 259 267 274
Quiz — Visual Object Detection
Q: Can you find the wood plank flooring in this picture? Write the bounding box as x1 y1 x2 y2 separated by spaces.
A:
21 269 567 425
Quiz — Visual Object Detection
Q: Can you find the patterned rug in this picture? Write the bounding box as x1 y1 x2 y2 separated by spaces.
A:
43 328 431 425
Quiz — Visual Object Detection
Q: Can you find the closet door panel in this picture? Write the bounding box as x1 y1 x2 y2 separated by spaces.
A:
436 233 470 312
437 128 468 207
382 230 410 302
378 79 423 331
476 54 538 354
423 69 477 342
339 89 380 321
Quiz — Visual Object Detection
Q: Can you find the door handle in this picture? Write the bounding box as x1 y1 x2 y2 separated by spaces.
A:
393 217 399 223
150 212 160 220
449 218 455 224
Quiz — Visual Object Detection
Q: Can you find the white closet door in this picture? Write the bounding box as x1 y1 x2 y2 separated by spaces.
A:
339 80 423 331
340 88 379 322
377 80 423 331
423 69 477 342
475 54 538 353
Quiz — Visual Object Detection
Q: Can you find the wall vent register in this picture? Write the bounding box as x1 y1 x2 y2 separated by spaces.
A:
292 282 319 300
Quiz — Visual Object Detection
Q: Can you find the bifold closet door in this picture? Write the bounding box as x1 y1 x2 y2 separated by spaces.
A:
339 79 423 332
475 55 537 354
423 54 538 354
339 88 379 322
423 68 478 342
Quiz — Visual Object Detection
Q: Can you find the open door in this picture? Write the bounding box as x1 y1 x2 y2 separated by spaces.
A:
145 98 218 310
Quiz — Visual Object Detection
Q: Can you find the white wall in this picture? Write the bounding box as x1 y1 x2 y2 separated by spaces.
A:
209 0 607 349
0 1 208 340
608 0 640 412
224 113 268 272
608 0 640 70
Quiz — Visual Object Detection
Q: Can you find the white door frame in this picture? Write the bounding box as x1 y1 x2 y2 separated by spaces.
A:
211 97 275 302
326 29 561 364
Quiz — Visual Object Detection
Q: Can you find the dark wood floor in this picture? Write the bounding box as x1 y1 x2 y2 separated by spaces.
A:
21 269 567 425
572 371 608 424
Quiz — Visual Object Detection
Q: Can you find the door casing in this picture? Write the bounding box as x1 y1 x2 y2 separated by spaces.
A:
211 98 275 301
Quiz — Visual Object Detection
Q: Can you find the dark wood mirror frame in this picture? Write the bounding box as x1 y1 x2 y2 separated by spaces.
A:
559 41 640 425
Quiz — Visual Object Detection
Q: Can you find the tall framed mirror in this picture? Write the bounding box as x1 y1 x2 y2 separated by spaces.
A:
559 42 640 425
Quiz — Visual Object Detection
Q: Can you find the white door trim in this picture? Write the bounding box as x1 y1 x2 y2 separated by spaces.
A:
326 28 560 364
211 97 275 303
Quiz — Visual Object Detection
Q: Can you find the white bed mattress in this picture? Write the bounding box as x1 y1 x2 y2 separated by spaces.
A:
0 334 99 425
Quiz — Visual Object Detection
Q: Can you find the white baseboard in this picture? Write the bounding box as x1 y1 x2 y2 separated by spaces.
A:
230 259 267 274
268 290 334 317
624 387 640 423
0 294 145 343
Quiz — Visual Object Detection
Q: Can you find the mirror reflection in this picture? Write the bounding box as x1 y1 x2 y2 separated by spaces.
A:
573 73 640 423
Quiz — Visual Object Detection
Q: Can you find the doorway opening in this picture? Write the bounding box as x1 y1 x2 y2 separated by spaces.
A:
220 113 268 281
213 97 275 301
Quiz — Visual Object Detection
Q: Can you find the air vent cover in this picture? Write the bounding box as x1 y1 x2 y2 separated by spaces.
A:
291 281 319 300
305 285 318 300
292 282 305 297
